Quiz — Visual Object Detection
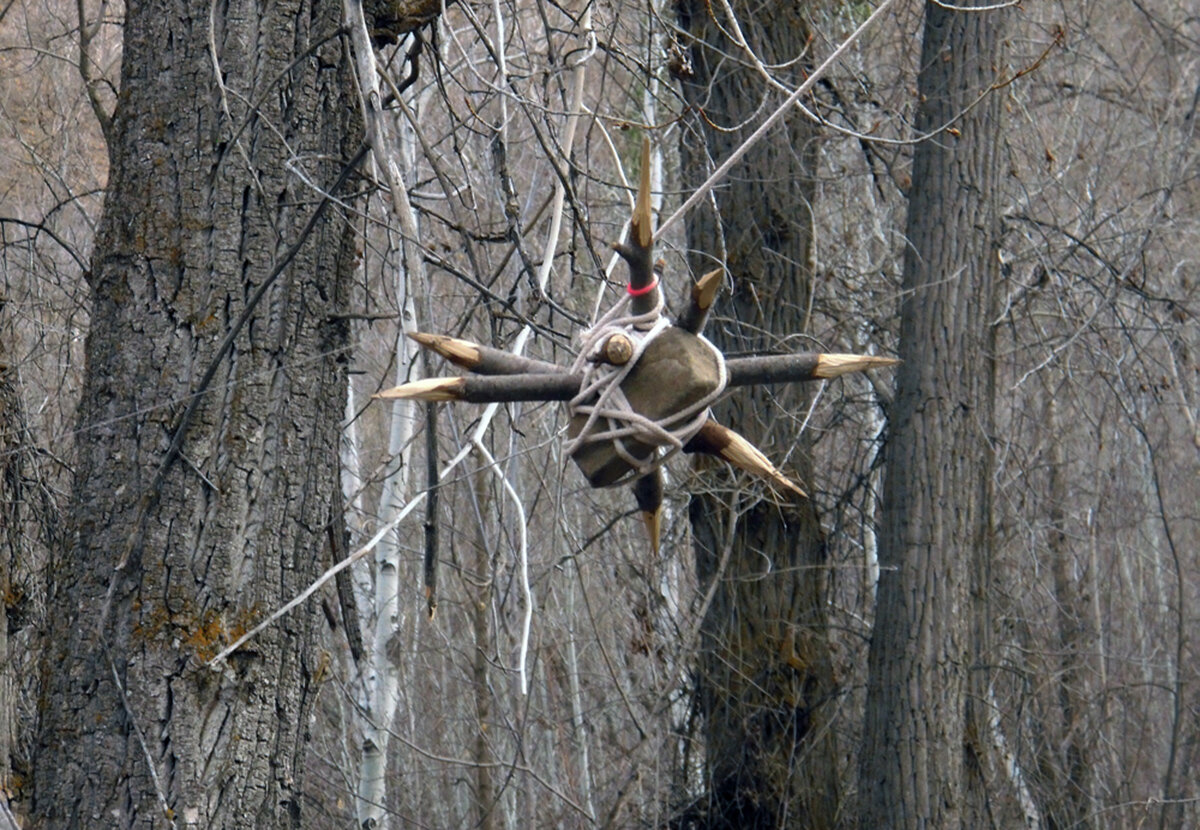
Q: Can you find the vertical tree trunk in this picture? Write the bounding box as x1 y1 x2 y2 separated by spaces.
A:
32 0 361 823
469 473 497 830
0 300 19 800
858 2 1006 827
675 2 839 827
1045 397 1098 829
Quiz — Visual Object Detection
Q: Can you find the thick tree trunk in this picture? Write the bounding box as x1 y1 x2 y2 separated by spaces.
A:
857 2 1006 827
675 2 839 827
32 0 361 824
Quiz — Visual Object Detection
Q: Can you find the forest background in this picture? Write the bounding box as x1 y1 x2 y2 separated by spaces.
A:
1 0 1197 826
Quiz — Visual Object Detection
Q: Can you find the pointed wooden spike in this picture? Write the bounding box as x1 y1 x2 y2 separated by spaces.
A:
633 136 653 248
724 352 899 387
407 331 564 376
717 427 806 497
632 471 664 554
374 377 466 402
641 508 662 556
678 267 724 333
813 353 900 379
686 420 806 497
694 267 723 311
407 331 482 370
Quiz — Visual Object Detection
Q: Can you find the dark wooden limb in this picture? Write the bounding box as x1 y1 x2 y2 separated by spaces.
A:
375 351 897 404
612 137 661 317
423 401 439 619
684 419 806 497
408 331 563 375
632 470 664 554
676 267 723 334
375 374 581 403
726 352 899 386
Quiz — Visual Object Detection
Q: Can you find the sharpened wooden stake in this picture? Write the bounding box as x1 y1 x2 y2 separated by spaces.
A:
408 331 562 376
641 508 662 555
677 268 723 334
613 137 659 316
633 137 653 249
376 374 581 403
685 419 806 497
375 351 899 404
633 471 665 554
375 376 467 402
813 353 900 378
409 331 479 366
725 353 899 388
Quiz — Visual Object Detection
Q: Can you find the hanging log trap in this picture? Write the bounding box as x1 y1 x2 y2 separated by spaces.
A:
376 138 897 555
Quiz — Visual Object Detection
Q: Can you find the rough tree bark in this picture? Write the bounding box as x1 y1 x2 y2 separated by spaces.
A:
32 0 361 823
674 1 840 826
858 1 1006 827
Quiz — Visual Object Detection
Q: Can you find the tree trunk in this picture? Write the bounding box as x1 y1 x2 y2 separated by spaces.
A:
1042 396 1098 829
675 2 839 827
858 2 1006 827
0 299 21 802
32 0 361 823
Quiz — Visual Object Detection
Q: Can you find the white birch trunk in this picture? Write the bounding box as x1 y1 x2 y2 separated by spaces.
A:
342 0 429 820
356 291 419 827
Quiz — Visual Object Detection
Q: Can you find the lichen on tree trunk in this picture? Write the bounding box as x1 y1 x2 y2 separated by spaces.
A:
32 0 362 824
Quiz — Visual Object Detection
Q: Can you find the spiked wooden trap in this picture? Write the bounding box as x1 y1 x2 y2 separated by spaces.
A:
376 139 896 555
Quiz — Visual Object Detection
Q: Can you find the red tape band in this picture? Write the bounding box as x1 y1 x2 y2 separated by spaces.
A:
626 277 659 298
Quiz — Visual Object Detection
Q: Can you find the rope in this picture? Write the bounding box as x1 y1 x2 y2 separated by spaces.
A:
564 289 727 485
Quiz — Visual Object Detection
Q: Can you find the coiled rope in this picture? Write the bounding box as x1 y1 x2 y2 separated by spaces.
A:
564 285 727 485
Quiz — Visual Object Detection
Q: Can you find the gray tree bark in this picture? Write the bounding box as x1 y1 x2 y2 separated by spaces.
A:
32 0 361 823
858 1 1006 827
675 2 840 827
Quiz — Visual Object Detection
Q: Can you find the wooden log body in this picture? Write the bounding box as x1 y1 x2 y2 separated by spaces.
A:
568 327 722 486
